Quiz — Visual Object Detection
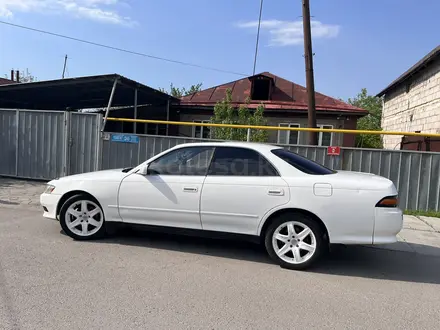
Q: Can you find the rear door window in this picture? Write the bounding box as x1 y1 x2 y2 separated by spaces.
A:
271 148 336 175
208 147 278 176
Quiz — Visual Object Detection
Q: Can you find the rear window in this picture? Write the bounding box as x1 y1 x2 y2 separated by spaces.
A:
271 148 336 175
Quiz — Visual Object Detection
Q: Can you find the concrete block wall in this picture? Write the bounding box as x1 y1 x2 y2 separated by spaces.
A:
381 60 440 149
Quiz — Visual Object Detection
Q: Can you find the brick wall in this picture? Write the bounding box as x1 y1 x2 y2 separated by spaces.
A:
381 59 440 149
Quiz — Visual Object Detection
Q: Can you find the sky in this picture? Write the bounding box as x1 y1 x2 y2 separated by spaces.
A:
0 0 439 100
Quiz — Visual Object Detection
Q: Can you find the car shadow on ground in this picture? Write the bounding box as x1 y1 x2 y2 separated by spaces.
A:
63 228 440 285
313 244 440 285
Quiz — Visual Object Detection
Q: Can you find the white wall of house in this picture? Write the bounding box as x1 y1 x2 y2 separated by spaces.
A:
381 60 440 149
179 113 347 146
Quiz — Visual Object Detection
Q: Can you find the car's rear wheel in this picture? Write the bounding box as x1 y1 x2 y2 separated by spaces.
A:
60 194 106 240
264 213 324 270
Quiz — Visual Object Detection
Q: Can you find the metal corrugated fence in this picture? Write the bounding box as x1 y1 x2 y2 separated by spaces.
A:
0 109 67 180
17 110 67 179
2 109 440 211
0 109 100 180
0 109 17 176
68 112 101 175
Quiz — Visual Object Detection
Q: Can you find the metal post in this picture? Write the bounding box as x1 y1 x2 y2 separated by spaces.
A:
302 0 318 145
133 88 138 133
15 110 19 176
63 111 72 176
101 78 118 132
247 128 251 142
95 113 103 171
166 99 170 136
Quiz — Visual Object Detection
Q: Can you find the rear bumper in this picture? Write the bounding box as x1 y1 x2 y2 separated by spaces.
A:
40 193 62 220
373 207 403 244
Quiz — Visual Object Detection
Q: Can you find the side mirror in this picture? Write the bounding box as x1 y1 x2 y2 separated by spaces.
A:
138 164 149 176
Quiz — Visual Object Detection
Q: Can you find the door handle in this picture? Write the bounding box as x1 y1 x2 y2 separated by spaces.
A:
268 189 284 196
183 187 198 193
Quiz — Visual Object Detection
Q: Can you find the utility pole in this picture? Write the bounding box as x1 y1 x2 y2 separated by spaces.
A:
302 0 318 145
62 55 68 79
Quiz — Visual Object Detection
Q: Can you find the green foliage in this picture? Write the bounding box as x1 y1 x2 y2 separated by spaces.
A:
210 89 268 142
404 209 440 218
159 83 202 98
347 88 383 149
249 103 269 142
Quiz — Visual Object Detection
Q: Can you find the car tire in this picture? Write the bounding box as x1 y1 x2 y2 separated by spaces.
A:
59 194 107 241
264 213 325 270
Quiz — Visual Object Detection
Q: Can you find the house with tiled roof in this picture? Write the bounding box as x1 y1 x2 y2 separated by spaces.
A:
176 72 367 147
0 77 14 85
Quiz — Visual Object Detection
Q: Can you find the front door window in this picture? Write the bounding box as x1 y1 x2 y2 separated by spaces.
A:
148 146 214 176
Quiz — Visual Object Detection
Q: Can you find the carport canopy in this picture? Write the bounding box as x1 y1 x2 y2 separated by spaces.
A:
0 74 178 110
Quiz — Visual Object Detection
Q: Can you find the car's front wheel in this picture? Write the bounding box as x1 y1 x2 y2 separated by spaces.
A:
264 213 325 270
60 194 106 240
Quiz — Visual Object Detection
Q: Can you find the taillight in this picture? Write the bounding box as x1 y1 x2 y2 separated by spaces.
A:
376 196 399 208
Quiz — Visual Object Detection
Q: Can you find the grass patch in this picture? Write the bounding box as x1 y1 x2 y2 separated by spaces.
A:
404 210 440 218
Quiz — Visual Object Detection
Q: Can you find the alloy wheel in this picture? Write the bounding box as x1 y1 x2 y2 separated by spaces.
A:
65 200 104 237
272 221 317 265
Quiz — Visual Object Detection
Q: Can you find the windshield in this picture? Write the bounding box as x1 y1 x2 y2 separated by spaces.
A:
271 148 336 175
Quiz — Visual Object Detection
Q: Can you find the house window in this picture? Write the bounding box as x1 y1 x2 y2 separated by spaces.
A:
277 123 300 145
318 125 333 146
193 120 211 139
146 124 167 136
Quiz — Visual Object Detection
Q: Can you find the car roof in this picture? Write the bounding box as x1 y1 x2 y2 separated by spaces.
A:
172 141 281 152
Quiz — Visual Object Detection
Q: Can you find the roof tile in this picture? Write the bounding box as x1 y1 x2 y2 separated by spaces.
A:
0 78 14 85
181 72 366 114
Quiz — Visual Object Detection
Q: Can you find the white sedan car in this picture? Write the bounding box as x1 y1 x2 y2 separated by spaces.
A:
40 142 403 270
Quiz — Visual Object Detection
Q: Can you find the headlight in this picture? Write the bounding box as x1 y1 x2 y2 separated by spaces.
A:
44 185 56 194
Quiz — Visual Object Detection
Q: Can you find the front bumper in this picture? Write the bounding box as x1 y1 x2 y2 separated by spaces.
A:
373 207 404 244
40 193 62 220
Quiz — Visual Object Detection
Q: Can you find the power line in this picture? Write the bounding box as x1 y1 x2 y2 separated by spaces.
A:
252 0 264 75
0 20 248 77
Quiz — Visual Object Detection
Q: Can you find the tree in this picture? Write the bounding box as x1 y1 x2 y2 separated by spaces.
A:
210 89 268 142
347 88 383 149
159 83 202 98
18 69 36 83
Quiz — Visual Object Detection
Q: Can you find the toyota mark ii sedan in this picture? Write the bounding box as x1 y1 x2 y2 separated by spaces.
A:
40 142 403 270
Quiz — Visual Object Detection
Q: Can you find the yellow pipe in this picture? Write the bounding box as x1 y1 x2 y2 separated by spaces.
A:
106 117 440 138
